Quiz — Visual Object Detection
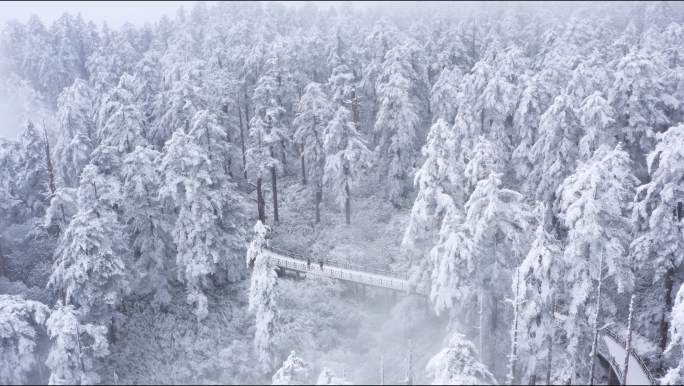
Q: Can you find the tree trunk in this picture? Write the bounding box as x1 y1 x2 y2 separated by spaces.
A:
479 291 485 361
660 265 675 354
547 297 555 386
589 254 605 386
406 340 413 386
238 104 247 180
508 269 521 385
351 88 360 133
271 167 279 222
315 190 321 223
43 123 56 197
301 143 307 185
345 183 351 225
76 324 86 374
257 178 265 223
622 295 636 386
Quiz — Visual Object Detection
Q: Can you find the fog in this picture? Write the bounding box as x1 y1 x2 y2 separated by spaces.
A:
1 1 680 384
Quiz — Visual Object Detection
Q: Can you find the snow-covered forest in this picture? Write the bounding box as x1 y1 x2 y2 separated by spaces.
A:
2 1 684 384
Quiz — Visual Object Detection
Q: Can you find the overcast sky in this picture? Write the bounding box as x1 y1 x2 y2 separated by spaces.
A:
0 1 366 29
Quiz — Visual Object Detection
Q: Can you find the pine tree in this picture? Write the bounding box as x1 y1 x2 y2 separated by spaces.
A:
663 283 684 385
159 111 245 320
16 119 50 219
404 119 463 251
425 332 496 385
246 221 279 373
528 92 582 205
430 67 462 124
556 145 637 381
96 74 147 155
45 303 109 385
54 79 94 188
0 294 49 385
249 75 289 222
463 136 503 189
293 82 333 221
323 106 371 225
631 123 684 354
44 187 78 234
271 351 313 385
577 91 616 161
374 41 423 207
0 138 20 225
49 164 129 320
122 146 173 305
516 204 562 384
610 47 668 155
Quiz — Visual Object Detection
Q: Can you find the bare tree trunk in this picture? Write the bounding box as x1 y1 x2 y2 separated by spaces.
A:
351 87 360 133
223 114 233 179
622 295 636 386
244 91 251 179
76 324 86 374
315 191 321 223
547 297 555 386
589 254 605 385
257 178 265 223
271 167 279 222
238 104 247 180
345 183 351 225
406 340 413 386
660 264 675 354
508 269 521 385
479 291 484 361
43 122 56 197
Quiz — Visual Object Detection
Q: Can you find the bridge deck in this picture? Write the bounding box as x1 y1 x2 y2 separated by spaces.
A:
263 246 425 295
599 330 656 385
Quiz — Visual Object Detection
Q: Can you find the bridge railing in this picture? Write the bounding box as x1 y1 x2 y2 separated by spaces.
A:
272 257 425 295
264 245 410 281
602 329 656 385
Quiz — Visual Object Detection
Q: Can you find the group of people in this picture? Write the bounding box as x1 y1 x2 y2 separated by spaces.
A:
307 257 324 269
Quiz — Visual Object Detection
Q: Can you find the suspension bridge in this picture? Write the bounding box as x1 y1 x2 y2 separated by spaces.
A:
263 245 426 297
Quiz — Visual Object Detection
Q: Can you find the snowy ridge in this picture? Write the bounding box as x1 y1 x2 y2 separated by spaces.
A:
263 246 426 295
600 329 656 385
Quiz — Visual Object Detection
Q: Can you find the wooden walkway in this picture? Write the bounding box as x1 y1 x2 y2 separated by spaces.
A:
263 245 426 295
598 329 656 385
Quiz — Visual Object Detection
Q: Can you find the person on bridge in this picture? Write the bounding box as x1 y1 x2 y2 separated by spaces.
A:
307 257 311 269
319 259 324 270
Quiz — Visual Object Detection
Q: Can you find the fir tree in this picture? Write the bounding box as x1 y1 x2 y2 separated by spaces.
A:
246 221 279 373
425 332 496 385
45 303 109 385
556 145 637 381
323 106 371 225
631 123 684 353
0 295 49 385
49 164 129 320
271 351 313 385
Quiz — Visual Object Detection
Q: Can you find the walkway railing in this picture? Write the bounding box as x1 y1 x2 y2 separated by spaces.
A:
264 245 410 280
598 329 656 385
602 329 656 385
264 245 425 295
